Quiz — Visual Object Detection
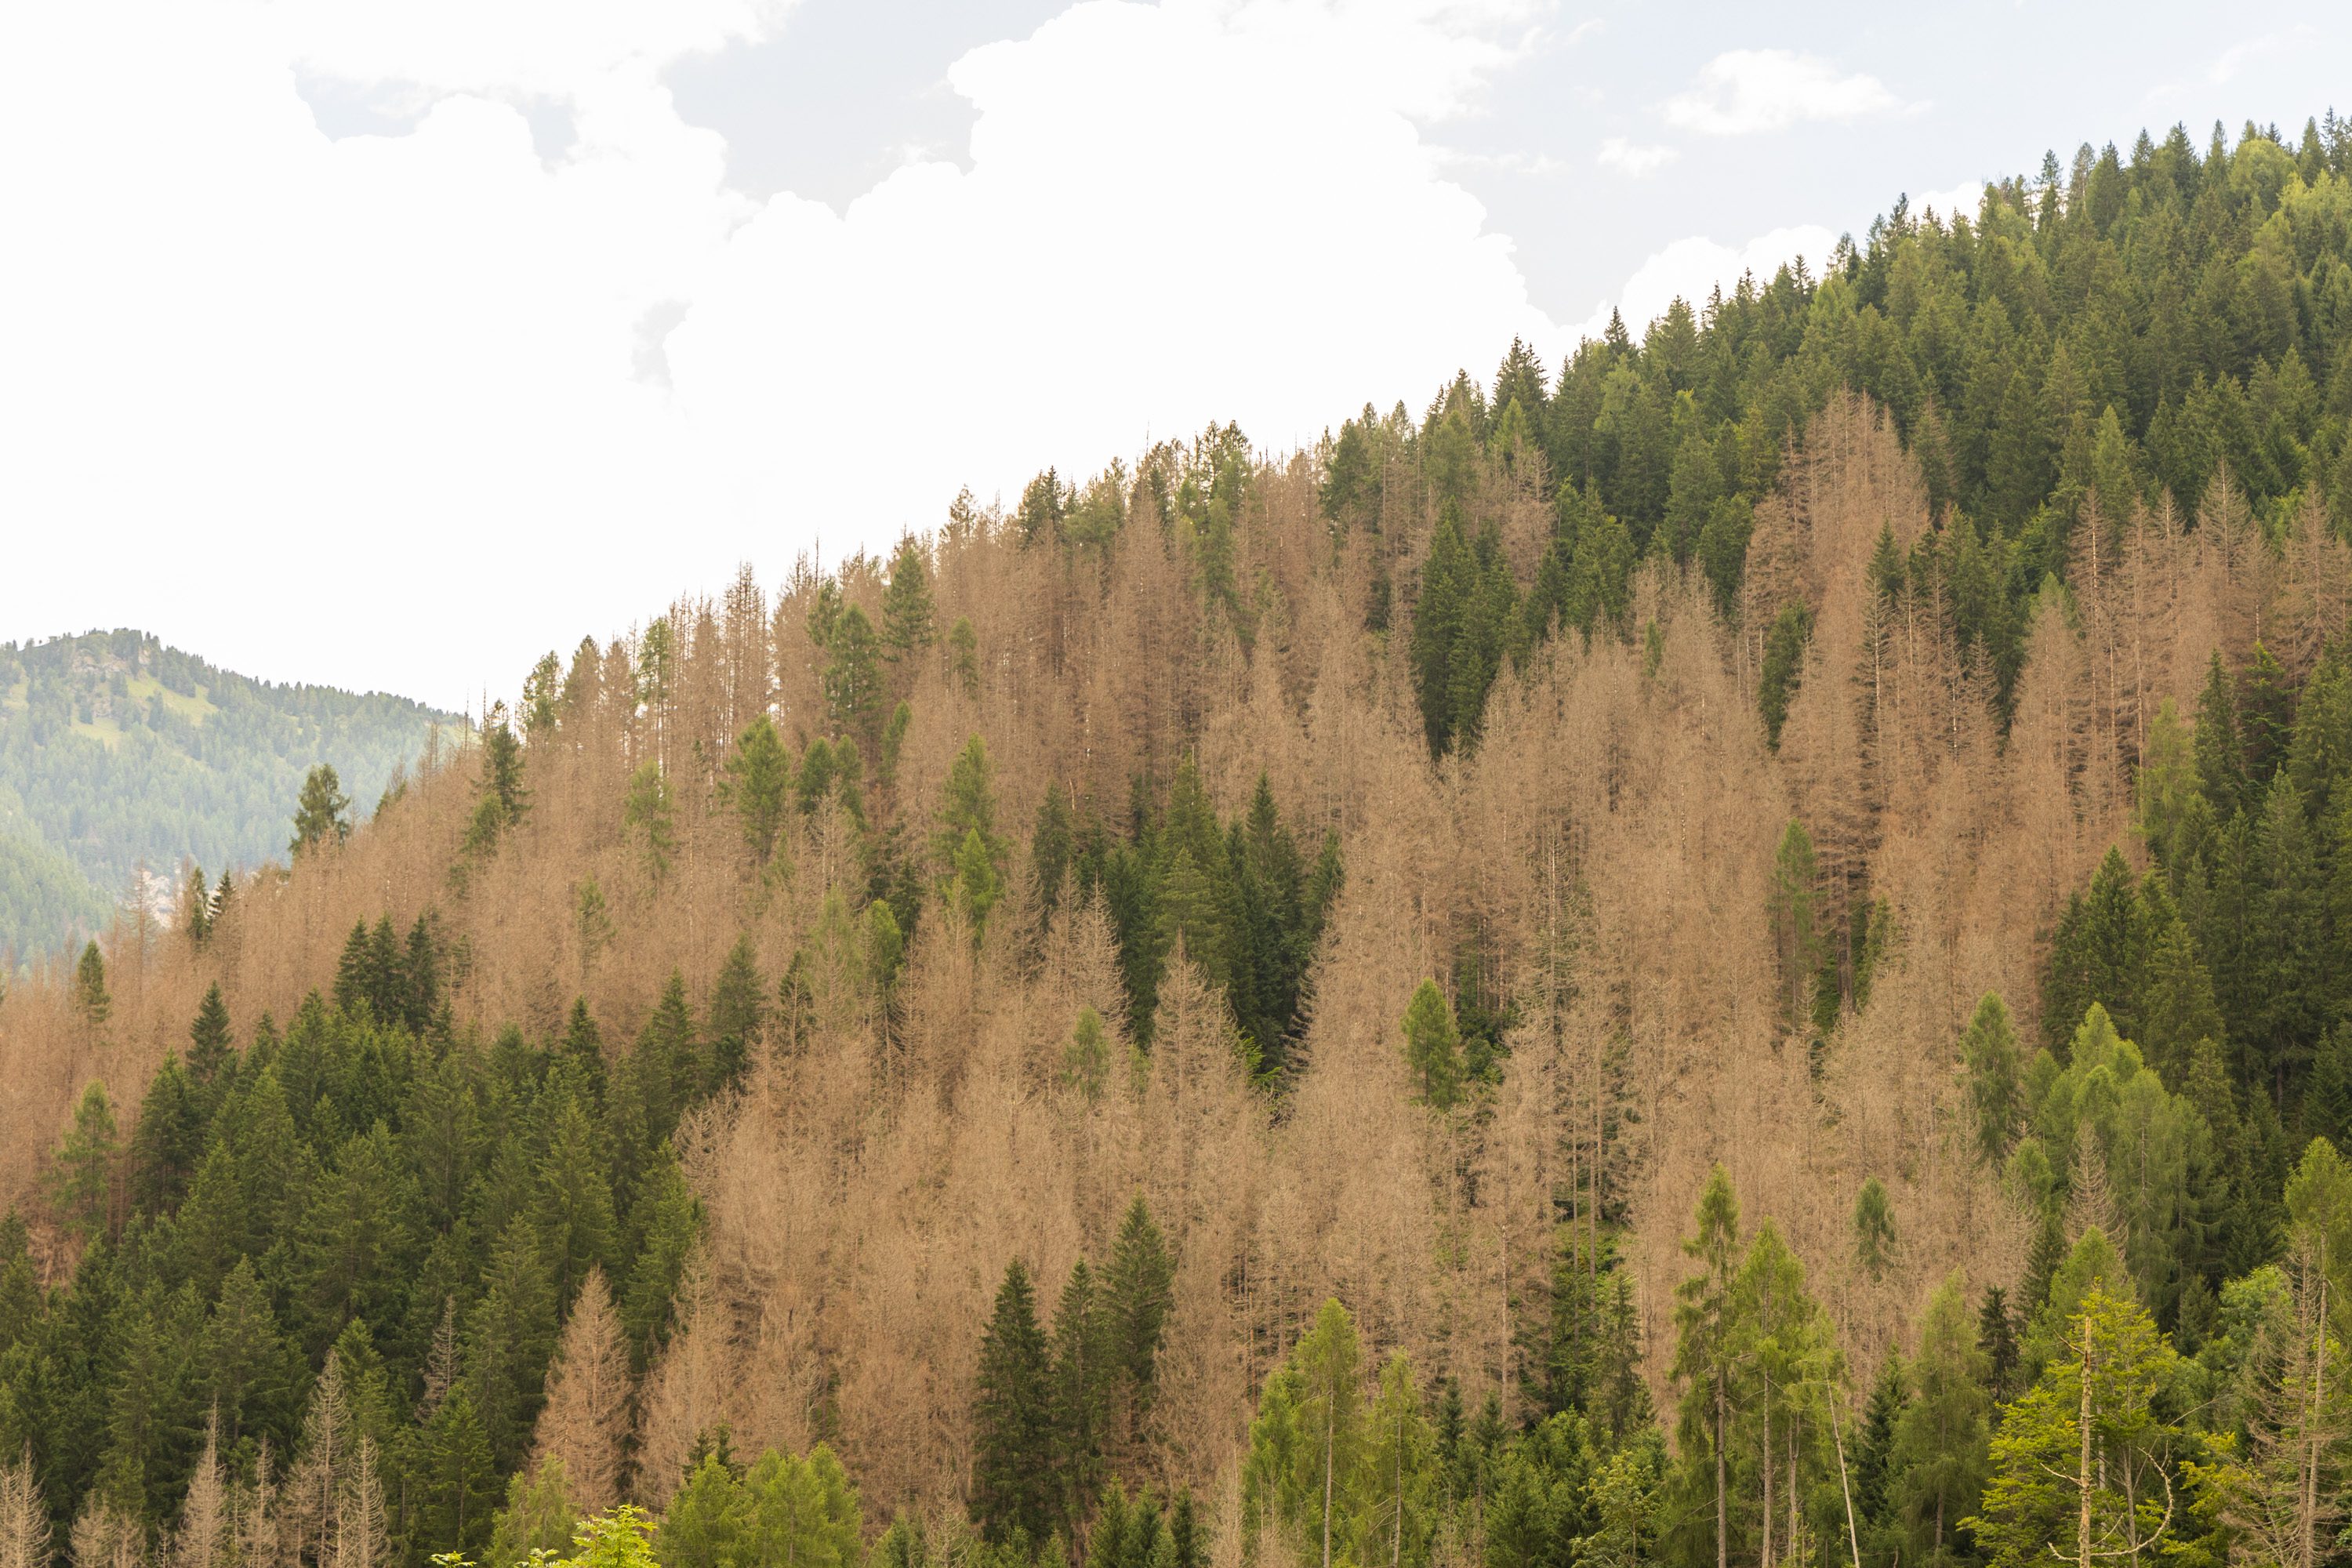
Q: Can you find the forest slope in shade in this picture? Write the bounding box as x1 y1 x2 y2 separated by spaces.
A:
6 111 2352 1568
0 630 459 964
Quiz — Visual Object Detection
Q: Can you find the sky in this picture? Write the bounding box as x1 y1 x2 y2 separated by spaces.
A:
2 0 2345 710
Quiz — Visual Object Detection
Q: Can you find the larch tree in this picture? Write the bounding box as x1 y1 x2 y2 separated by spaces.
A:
1672 1164 1743 1568
1294 1299 1366 1568
1349 1352 1436 1568
1892 1274 1992 1567
488 1454 576 1568
1965 1287 2183 1568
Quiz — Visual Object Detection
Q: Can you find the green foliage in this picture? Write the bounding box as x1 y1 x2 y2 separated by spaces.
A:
463 711 532 858
0 630 451 954
1961 992 2025 1165
720 717 793 863
706 936 765 1093
1062 760 1334 1068
488 1454 575 1568
1243 1299 1367 1568
1399 979 1464 1109
819 605 886 745
1 929 755 1556
47 1081 118 1236
881 541 938 665
956 829 1004 938
967 1198 1172 1548
2008 1003 2211 1327
1106 1196 1174 1425
1853 1177 1896 1280
622 760 677 883
1031 783 1073 931
1889 1275 1991 1566
1766 820 1820 1035
949 618 980 699
1965 1287 2187 1568
971 1259 1055 1545
1757 604 1812 750
661 1453 750 1568
1061 1006 1109 1100
0 822 111 959
1667 1165 1740 1568
744 1445 863 1568
294 762 354 856
72 939 110 1027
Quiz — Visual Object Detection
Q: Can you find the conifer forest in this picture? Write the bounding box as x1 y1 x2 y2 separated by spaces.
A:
0 630 455 960
16 112 2352 1568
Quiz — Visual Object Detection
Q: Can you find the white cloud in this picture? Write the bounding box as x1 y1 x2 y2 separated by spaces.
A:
1661 49 1900 136
1911 180 1985 225
276 0 787 100
1572 225 1838 342
0 0 1557 706
2208 33 2280 84
1596 137 1676 176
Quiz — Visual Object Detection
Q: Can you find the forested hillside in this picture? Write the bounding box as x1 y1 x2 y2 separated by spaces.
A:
0 630 457 962
5 111 2352 1568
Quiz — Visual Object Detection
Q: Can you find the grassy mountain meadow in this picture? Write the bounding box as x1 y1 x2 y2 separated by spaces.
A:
0 629 458 964
6 110 2352 1568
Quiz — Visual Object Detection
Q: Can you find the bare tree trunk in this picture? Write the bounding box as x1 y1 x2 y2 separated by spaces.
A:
1790 1415 1801 1568
2079 1319 2096 1568
2305 1270 2328 1568
1828 1381 1864 1568
1718 1369 1730 1568
1323 1396 1336 1568
1393 1390 1404 1568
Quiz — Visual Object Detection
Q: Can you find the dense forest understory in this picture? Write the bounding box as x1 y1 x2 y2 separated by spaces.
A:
8 111 2352 1568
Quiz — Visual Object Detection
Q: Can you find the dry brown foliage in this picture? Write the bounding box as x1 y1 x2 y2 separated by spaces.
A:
2 406 2344 1515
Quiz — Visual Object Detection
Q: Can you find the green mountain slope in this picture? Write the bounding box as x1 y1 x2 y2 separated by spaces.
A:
0 629 458 957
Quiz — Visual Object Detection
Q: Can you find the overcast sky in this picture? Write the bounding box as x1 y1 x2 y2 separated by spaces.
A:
3 1 2344 710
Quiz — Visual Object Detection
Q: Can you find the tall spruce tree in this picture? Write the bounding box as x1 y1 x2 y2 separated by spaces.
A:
706 936 766 1094
2195 649 2249 818
1106 1196 1175 1433
971 1260 1055 1546
1410 508 1473 755
291 763 352 857
1400 980 1465 1110
722 717 793 863
187 982 234 1087
881 540 938 665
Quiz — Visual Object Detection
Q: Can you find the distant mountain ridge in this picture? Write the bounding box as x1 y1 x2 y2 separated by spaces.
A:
0 628 460 960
